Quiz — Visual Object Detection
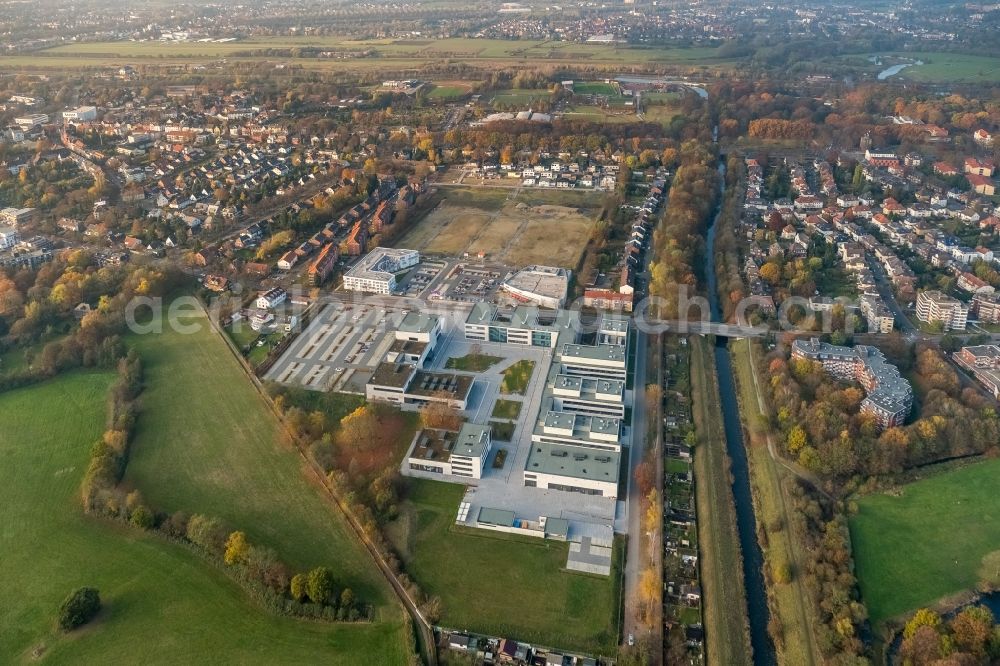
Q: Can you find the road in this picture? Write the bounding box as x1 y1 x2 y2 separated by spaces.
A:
622 322 651 649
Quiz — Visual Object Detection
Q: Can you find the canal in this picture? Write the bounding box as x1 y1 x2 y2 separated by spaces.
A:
703 159 777 665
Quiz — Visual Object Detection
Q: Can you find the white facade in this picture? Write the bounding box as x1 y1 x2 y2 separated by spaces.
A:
62 106 98 122
255 287 287 310
0 225 20 250
14 114 48 129
916 290 968 331
342 248 419 294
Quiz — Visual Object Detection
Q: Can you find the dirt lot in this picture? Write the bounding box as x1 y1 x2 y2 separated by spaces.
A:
398 188 597 269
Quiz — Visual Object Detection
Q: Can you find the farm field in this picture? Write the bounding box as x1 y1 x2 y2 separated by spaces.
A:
397 186 598 269
891 52 1000 83
124 314 397 613
849 457 1000 626
0 372 410 665
34 37 727 62
385 479 622 654
832 51 1000 84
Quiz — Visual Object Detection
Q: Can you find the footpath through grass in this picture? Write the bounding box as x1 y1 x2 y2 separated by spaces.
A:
0 372 409 665
386 479 621 655
689 337 753 666
125 318 396 613
850 457 1000 626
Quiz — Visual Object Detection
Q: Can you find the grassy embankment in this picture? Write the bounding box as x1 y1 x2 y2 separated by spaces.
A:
688 337 753 666
729 339 821 666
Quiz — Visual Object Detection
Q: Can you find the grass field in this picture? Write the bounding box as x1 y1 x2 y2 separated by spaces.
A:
491 398 522 420
386 479 621 654
562 105 639 124
397 186 598 269
892 52 1000 83
500 360 535 395
124 316 397 613
0 372 410 665
689 337 753 666
427 82 473 100
572 81 618 96
850 457 1000 626
491 89 552 105
834 51 1000 84
445 353 502 371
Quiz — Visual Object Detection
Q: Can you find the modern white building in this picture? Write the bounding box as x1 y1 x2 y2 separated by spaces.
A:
385 312 441 367
342 247 419 294
499 265 570 309
916 290 968 331
0 225 20 251
62 106 98 122
13 114 48 130
523 442 619 497
406 423 492 479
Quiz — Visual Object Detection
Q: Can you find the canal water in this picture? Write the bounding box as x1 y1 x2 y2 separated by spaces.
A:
703 159 777 665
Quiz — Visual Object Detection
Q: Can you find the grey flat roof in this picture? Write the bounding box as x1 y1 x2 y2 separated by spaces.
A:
561 343 626 363
477 507 515 527
369 361 416 389
455 422 491 458
554 374 583 390
544 411 576 430
525 441 619 483
398 311 439 334
544 517 569 538
465 302 497 325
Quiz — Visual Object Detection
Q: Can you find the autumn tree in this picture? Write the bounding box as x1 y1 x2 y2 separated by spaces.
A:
224 531 251 565
419 392 462 431
307 566 336 605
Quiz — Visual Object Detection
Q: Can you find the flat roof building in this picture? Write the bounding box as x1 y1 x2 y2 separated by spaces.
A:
524 442 619 498
342 247 419 294
406 423 492 479
791 338 913 429
916 290 968 331
500 265 570 309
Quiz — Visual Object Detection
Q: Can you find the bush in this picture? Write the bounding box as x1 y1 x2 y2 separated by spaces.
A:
58 587 101 631
130 505 154 529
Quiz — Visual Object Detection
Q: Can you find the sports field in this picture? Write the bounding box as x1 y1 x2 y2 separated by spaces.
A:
427 81 474 100
849 458 1000 626
385 479 622 654
397 186 598 268
0 372 410 664
124 313 397 611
